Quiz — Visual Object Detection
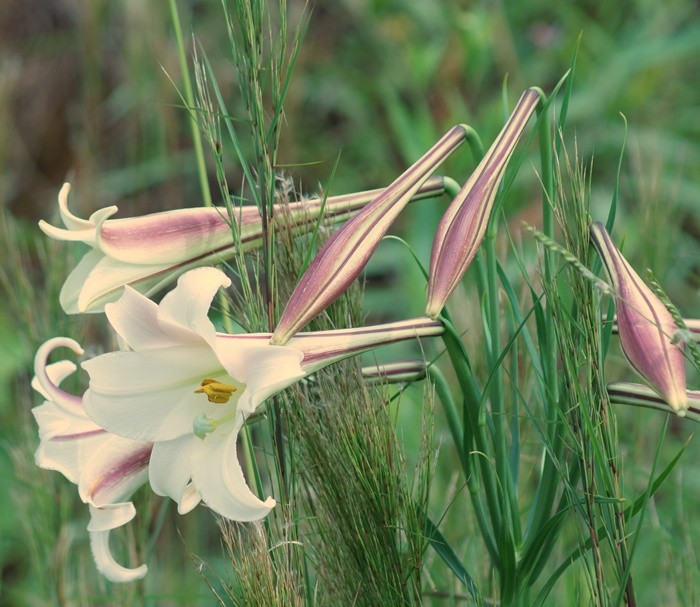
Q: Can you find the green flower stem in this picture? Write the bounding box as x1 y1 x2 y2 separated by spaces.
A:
428 365 498 562
506 314 522 539
533 87 558 424
525 89 563 548
168 0 212 208
485 215 519 547
440 316 503 550
442 176 462 201
440 127 485 200
465 127 486 166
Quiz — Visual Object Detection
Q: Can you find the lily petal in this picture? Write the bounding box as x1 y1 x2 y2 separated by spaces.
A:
214 336 305 416
590 222 687 414
157 267 230 347
38 183 118 245
97 207 243 264
149 437 202 514
32 402 106 483
288 317 444 372
88 503 148 583
105 286 180 351
33 337 84 408
79 437 152 506
59 250 174 314
32 338 153 583
191 416 276 521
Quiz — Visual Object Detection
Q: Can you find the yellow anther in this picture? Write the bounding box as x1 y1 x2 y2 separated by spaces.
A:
194 378 237 404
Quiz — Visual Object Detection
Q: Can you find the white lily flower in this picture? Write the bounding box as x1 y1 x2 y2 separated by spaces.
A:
82 267 443 522
40 179 445 314
32 337 171 583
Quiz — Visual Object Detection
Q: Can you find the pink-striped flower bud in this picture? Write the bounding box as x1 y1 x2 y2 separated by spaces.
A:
425 89 540 318
590 222 688 415
272 127 469 344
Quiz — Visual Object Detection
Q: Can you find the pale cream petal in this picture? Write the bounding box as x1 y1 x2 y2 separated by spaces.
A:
32 401 106 483
149 436 196 513
157 267 231 347
79 436 151 506
82 345 236 441
60 250 172 314
96 207 232 264
191 417 275 521
213 336 305 416
31 360 77 402
88 503 148 583
105 286 181 350
178 483 202 515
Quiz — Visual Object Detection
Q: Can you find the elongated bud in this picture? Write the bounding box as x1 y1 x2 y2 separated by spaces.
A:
272 128 469 344
590 222 688 415
40 178 446 314
425 89 540 318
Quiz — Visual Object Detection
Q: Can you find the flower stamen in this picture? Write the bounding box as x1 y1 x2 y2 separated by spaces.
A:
194 378 237 404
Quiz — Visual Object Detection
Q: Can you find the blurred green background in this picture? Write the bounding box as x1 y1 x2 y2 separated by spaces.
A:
1 0 698 604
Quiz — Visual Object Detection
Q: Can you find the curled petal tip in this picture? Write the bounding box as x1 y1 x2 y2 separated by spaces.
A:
34 337 85 407
88 504 148 583
59 181 72 199
90 529 148 583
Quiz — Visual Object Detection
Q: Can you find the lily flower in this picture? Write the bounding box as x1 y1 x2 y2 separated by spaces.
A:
425 89 540 318
272 126 470 344
607 382 699 422
31 337 168 583
82 267 443 522
40 179 445 314
590 222 688 414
